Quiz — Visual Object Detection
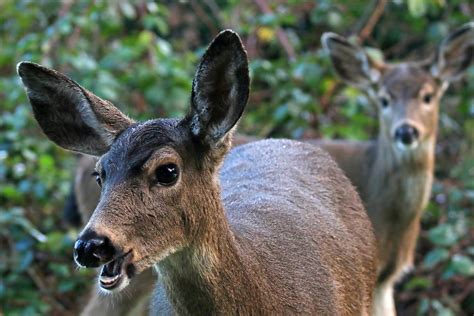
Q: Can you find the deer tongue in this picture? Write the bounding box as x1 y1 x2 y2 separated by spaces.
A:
99 256 124 289
102 256 123 277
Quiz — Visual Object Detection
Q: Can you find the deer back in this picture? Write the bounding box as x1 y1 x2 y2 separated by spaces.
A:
219 138 377 314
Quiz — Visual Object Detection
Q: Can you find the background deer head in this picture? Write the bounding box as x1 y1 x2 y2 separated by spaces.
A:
322 23 473 160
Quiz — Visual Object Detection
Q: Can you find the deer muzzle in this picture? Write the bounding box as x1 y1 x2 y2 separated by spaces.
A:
394 123 420 149
74 229 134 291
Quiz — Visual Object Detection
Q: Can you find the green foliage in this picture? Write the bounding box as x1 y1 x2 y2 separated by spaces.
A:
0 0 472 315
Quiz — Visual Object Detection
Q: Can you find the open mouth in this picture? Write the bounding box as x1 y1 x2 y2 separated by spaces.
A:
99 251 132 291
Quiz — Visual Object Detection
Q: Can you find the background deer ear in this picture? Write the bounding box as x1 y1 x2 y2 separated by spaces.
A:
431 22 474 82
17 62 134 156
187 30 249 147
321 32 384 89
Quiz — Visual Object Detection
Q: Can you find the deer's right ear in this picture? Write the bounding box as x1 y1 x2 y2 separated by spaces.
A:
17 62 134 156
187 30 249 147
322 33 382 89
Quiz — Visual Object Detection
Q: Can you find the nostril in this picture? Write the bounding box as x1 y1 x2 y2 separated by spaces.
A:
91 237 115 262
395 124 419 145
412 127 419 139
73 235 115 268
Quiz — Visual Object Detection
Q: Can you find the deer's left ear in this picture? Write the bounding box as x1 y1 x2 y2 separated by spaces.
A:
186 30 249 147
431 22 474 82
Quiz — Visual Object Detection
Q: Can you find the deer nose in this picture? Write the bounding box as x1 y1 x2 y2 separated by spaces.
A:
394 124 419 146
73 231 116 268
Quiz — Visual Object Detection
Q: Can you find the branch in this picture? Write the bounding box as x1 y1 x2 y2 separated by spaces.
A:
357 0 388 44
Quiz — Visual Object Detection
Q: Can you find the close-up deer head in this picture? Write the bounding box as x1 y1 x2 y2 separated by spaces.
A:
18 30 249 293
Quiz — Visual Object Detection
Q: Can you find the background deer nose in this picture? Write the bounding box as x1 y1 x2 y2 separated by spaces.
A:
394 124 419 146
73 232 115 268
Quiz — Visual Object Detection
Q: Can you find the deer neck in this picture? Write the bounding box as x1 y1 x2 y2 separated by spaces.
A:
374 133 436 175
156 186 264 314
366 134 436 224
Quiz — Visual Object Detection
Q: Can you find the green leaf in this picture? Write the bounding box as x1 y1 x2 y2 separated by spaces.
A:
407 0 428 17
427 224 459 247
403 276 432 290
423 248 449 269
442 254 474 279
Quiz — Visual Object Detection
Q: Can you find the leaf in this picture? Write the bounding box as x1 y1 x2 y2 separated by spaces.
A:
407 0 428 17
423 248 449 269
442 254 474 279
430 299 456 316
427 224 459 247
403 276 432 290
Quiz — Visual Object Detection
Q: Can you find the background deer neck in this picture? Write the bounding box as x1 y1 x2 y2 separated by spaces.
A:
373 132 436 175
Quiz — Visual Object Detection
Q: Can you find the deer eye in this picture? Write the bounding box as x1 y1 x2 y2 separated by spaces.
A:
92 171 102 188
379 96 390 108
155 164 179 186
423 93 433 104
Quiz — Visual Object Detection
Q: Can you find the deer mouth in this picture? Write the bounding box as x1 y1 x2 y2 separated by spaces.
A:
99 251 133 291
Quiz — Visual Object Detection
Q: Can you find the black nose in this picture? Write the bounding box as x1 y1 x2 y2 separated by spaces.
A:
73 230 115 268
394 124 419 145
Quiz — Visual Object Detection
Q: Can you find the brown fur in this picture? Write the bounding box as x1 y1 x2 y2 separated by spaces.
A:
19 30 377 315
147 139 376 315
318 24 473 315
72 133 260 316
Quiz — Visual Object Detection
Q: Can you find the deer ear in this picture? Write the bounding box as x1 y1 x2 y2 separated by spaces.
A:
431 22 474 82
17 62 134 156
321 32 384 89
187 30 249 147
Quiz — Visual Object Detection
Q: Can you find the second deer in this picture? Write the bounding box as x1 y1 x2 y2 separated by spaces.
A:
314 23 473 315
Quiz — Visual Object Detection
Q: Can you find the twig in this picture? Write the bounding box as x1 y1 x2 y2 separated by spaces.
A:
254 0 296 60
357 0 388 44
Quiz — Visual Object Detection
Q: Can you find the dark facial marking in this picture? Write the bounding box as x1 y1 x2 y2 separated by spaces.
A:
382 65 437 100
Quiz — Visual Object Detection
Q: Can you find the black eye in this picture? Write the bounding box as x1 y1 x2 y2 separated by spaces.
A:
155 164 179 186
92 171 102 188
423 93 433 104
380 97 390 108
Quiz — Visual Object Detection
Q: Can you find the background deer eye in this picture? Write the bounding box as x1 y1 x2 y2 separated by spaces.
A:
423 93 433 104
380 97 390 108
92 171 102 188
155 164 179 186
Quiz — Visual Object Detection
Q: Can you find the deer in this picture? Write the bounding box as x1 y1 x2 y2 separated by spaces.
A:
65 134 258 316
18 30 378 315
65 135 257 315
308 23 474 315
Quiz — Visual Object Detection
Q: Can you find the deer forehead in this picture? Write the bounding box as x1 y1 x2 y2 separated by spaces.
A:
380 64 437 99
99 118 187 176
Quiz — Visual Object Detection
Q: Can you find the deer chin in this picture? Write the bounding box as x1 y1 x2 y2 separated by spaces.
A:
98 251 133 293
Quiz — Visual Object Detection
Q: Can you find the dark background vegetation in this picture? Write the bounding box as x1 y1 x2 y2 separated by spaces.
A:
0 1 472 315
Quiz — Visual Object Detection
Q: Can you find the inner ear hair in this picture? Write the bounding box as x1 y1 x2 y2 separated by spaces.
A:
321 32 383 89
188 30 249 147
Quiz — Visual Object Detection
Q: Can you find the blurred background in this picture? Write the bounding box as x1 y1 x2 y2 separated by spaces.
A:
0 1 472 315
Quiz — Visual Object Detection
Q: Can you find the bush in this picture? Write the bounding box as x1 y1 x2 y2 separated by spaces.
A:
0 1 472 314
